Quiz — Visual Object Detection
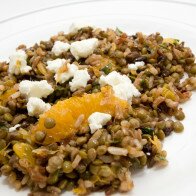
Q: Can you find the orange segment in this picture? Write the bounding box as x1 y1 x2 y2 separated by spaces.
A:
31 87 128 145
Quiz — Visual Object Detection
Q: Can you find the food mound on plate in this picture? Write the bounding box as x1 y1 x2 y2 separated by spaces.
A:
0 23 195 196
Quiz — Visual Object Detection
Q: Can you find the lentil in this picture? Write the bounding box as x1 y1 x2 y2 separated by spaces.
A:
173 121 184 133
44 118 56 129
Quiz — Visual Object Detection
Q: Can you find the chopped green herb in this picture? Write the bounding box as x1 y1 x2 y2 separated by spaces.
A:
140 79 149 89
141 127 154 136
116 27 123 36
101 64 112 75
173 39 180 45
129 75 136 82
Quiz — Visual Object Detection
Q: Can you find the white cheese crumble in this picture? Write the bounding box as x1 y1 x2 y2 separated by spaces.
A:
99 71 141 101
9 124 20 132
19 80 54 98
47 59 78 83
47 58 66 72
70 38 99 60
9 49 32 75
52 41 70 56
69 69 91 92
88 112 112 133
69 23 91 34
27 97 51 117
55 63 78 84
128 61 145 70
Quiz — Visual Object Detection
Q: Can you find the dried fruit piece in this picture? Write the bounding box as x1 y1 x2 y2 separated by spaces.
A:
0 88 16 106
13 142 35 165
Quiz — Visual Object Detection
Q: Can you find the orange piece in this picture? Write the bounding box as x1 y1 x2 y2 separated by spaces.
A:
0 88 16 106
31 87 128 145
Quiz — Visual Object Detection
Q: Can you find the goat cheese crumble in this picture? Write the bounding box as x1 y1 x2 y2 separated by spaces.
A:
9 50 32 75
47 58 66 72
70 38 99 60
47 59 78 83
52 41 70 56
27 97 51 117
128 61 145 70
88 112 112 133
99 71 141 101
69 69 91 91
19 80 54 98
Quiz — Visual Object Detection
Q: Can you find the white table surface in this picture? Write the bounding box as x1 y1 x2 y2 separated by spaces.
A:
0 0 196 23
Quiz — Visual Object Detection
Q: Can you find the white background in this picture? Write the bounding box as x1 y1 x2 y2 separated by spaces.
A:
0 0 196 23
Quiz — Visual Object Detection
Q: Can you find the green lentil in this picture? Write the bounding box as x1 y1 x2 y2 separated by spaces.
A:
93 159 103 165
139 155 147 166
115 51 124 58
90 165 100 174
175 109 185 121
111 125 121 133
58 179 68 190
81 170 91 180
87 139 98 149
63 161 73 173
142 47 147 54
92 88 99 93
76 163 86 173
0 139 6 150
173 121 184 133
97 145 107 156
35 131 46 142
190 65 196 74
0 129 8 139
87 148 97 161
157 121 165 130
148 58 156 64
137 108 148 119
3 113 13 122
76 137 87 145
79 150 88 159
116 58 126 66
0 164 12 176
65 171 77 179
0 106 5 115
156 130 165 140
66 181 75 191
44 118 56 129
47 171 59 185
99 165 113 177
129 118 140 128
85 84 92 92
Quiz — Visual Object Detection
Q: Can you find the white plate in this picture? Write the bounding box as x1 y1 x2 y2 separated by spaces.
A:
0 0 196 196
